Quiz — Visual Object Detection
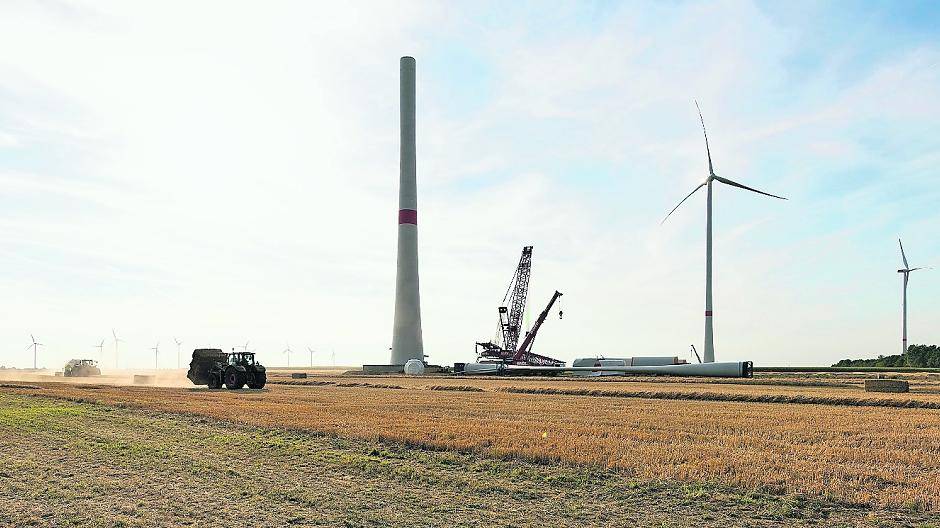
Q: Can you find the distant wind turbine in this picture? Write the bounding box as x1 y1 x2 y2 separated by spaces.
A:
174 337 183 369
898 239 928 357
307 346 315 367
112 328 124 369
95 339 105 364
283 343 292 367
663 101 787 363
241 341 251 352
151 342 160 369
26 334 43 369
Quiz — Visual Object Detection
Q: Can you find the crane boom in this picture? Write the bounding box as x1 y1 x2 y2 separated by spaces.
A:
500 246 532 351
512 290 564 366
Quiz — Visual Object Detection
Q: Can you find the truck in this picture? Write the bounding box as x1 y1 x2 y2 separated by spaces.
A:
186 349 266 390
63 359 101 377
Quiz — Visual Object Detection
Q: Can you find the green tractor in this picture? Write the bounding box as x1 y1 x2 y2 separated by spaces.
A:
187 349 266 390
63 359 101 377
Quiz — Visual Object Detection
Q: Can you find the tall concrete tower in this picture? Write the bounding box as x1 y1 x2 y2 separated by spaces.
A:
390 56 424 365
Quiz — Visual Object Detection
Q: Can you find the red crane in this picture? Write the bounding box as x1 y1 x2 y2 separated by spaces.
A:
511 290 564 366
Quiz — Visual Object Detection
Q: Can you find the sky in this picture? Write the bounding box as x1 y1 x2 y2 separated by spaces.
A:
1 0 938 370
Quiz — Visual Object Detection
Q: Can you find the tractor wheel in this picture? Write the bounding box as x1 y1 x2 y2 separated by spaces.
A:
207 372 222 389
247 371 266 390
225 367 246 390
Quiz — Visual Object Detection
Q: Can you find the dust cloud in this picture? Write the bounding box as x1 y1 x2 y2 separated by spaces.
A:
0 368 193 388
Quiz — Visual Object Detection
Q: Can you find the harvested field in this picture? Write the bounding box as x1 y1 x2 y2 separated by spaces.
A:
494 386 940 409
3 392 931 527
6 380 940 511
266 374 940 405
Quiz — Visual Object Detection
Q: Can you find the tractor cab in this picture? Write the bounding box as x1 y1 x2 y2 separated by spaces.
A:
228 352 257 366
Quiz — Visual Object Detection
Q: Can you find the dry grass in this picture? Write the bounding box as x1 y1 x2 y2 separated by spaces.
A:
7 380 940 511
6 392 932 527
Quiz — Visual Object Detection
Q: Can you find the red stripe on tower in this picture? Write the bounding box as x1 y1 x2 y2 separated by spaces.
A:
705 310 713 316
398 209 417 225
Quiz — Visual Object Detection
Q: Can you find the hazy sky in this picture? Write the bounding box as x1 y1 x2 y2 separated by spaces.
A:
1 0 938 370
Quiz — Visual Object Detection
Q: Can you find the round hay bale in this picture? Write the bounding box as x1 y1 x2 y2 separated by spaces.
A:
133 374 156 385
291 373 308 379
864 379 909 393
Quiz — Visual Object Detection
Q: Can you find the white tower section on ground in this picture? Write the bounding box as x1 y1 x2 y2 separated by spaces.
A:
391 56 424 365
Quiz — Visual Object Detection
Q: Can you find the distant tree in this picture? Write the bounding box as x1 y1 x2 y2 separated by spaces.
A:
832 345 940 368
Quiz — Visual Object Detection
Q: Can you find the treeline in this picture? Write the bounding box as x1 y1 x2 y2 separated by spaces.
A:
833 345 940 368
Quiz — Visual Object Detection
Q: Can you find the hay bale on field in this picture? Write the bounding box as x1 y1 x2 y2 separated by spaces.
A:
133 375 155 385
864 379 909 393
291 373 308 379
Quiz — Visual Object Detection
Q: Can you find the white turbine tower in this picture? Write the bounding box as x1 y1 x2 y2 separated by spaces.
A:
307 346 315 367
112 329 124 369
898 239 928 358
663 102 787 363
174 337 183 369
151 342 160 369
283 343 292 367
26 334 43 369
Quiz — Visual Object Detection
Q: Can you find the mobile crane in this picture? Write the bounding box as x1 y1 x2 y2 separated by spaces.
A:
475 246 564 367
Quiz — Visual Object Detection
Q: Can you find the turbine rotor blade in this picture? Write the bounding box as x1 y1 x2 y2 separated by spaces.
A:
662 181 707 224
695 100 715 176
899 239 909 269
713 175 787 200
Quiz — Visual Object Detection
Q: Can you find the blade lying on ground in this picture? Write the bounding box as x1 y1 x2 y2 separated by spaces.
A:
713 175 786 200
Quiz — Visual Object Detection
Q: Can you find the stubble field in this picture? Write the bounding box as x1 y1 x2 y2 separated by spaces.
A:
4 371 940 517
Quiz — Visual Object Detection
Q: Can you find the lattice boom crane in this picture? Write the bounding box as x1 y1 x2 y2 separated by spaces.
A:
476 246 564 367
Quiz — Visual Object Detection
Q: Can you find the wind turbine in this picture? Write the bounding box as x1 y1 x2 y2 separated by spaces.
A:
112 329 124 369
307 346 315 367
95 339 105 364
663 101 786 363
151 342 160 369
898 239 928 358
174 337 183 369
241 341 251 352
26 334 43 369
283 343 292 367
